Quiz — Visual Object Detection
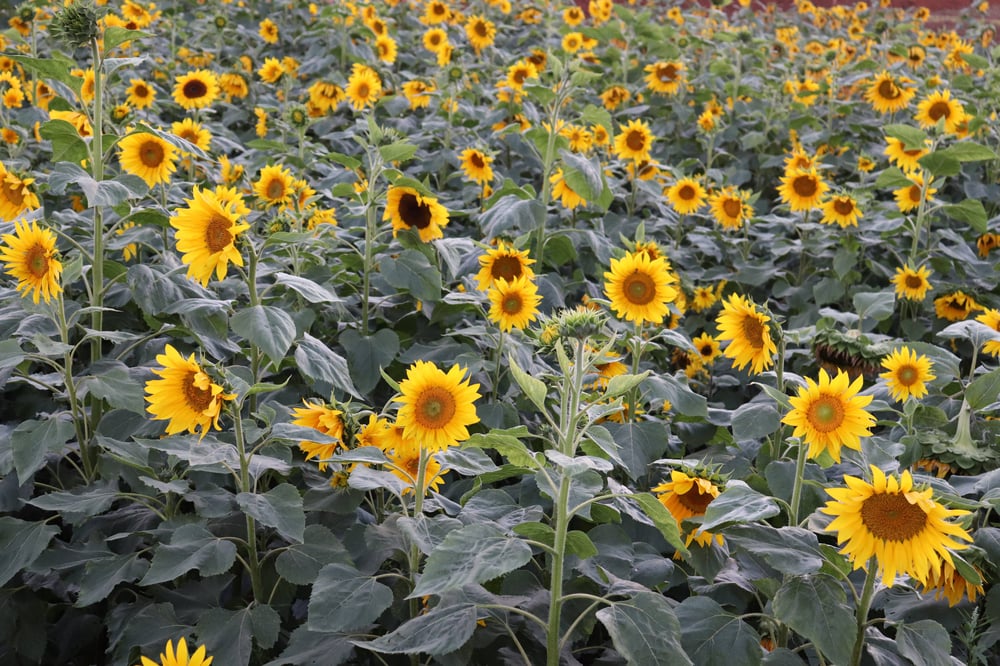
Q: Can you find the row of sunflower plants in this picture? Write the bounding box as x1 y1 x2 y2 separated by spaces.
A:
2 0 1000 664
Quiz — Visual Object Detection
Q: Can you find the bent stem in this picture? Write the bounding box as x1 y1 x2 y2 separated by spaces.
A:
849 561 878 666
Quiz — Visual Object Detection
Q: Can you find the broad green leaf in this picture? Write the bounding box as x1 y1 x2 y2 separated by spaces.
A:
294 333 362 399
307 563 394 632
699 482 780 531
264 627 354 666
433 447 499 475
354 603 476 656
27 481 119 524
275 524 352 585
41 119 90 163
140 524 237 585
645 374 708 418
874 166 915 189
236 483 305 544
883 124 928 150
480 195 544 237
397 515 464 555
80 360 146 413
6 53 81 92
602 422 668 480
967 368 1000 410
731 401 781 440
566 530 598 559
0 339 24 369
196 606 271 666
103 26 151 53
512 521 555 546
895 620 952 666
724 524 823 575
410 523 533 597
340 328 399 395
379 141 418 163
464 426 540 468
561 149 607 207
507 355 548 412
675 596 762 666
942 199 987 233
772 574 856 666
941 141 998 162
917 151 960 178
854 290 895 323
604 371 650 399
0 517 60 587
274 272 341 304
12 416 75 483
381 249 441 302
75 553 149 607
231 305 297 369
596 591 692 666
631 492 689 556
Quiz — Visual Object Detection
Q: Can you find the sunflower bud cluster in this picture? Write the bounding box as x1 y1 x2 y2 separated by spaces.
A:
49 0 100 48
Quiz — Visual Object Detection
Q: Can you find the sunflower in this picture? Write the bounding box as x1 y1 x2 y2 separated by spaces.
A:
401 80 435 109
292 400 344 471
172 70 219 110
0 164 41 222
345 63 382 110
601 85 630 111
892 264 932 301
423 27 449 53
422 0 451 24
934 290 979 321
561 124 593 153
562 32 584 53
386 438 448 496
459 148 493 184
137 638 214 666
644 60 686 95
693 332 721 365
118 131 178 188
169 187 250 286
488 275 541 332
384 186 449 242
126 78 156 109
915 89 966 134
253 164 295 208
921 558 984 607
504 60 538 92
145 345 234 439
822 465 972 587
465 15 496 53
171 118 212 153
475 241 535 290
394 360 481 452
820 193 862 227
375 36 398 64
603 250 678 325
613 119 655 163
652 470 724 548
715 294 777 374
257 57 284 84
884 137 929 173
665 177 707 215
259 18 279 43
690 286 717 312
0 220 62 304
777 167 828 211
563 5 584 25
864 71 916 114
308 80 344 113
880 347 935 402
550 168 586 209
976 309 1000 356
709 186 753 229
782 369 875 462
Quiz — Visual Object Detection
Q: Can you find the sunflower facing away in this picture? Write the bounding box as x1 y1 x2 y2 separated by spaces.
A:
384 186 449 242
118 130 178 187
892 264 932 301
386 437 448 496
880 347 935 402
169 187 250 286
934 290 979 321
476 241 535 290
488 275 541 332
782 369 876 462
920 558 984 607
665 177 707 215
603 250 678 325
613 118 655 163
145 345 234 439
864 71 916 114
777 167 828 211
137 638 213 666
714 294 777 374
292 400 345 471
821 465 972 587
172 70 219 110
394 360 481 452
709 186 753 230
0 220 63 304
652 470 724 548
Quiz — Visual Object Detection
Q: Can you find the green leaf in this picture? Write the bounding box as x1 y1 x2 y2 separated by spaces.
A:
231 305 297 369
917 151 960 178
295 333 362 399
381 249 441 302
76 552 149 607
340 328 399 395
731 401 780 440
0 339 24 369
566 530 598 559
27 481 119 524
6 53 80 92
140 524 238 585
464 427 540 469
580 103 612 132
853 290 895 323
596 591 693 666
397 514 465 555
379 141 418 164
511 521 555 547
699 482 780 531
874 166 915 189
674 596 762 666
645 374 708 418
410 523 533 598
631 492 689 557
724 525 823 575
81 360 146 413
12 416 75 483
883 124 928 150
307 563 394 632
507 355 548 412
40 119 89 163
602 422 667 480
560 149 605 204
0 517 60 587
772 574 856 666
197 607 260 666
942 199 988 233
103 26 151 53
264 627 354 666
275 525 353 586
274 272 340 304
966 368 1000 410
604 371 650 399
895 620 952 666
236 483 305 544
940 141 998 162
354 603 476 656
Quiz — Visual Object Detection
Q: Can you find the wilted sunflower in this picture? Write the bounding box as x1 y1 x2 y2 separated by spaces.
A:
915 89 966 134
118 131 178 188
921 558 984 607
345 63 382 110
465 14 496 53
652 470 724 548
292 400 345 471
604 250 678 325
394 360 481 452
822 465 972 587
880 347 935 402
934 290 979 321
665 177 707 214
782 369 876 462
709 186 753 230
644 60 686 95
172 70 219 110
613 118 655 163
864 71 916 114
777 167 828 211
459 148 493 184
384 186 449 242
257 57 284 84
0 164 41 221
884 137 929 173
0 220 62 304
892 264 932 301
253 164 295 208
715 294 777 374
820 193 862 227
976 309 1000 356
126 78 156 109
169 187 250 286
145 345 234 439
476 241 535 290
489 275 541 332
387 438 448 496
137 638 214 666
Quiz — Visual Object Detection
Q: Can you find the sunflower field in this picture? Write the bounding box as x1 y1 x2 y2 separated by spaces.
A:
2 0 1000 663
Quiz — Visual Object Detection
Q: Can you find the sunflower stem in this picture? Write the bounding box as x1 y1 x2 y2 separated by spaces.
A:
56 294 93 481
89 36 105 366
492 328 505 401
407 446 430 651
546 471 571 666
628 323 644 421
233 409 264 603
788 439 808 527
361 142 383 337
849 561 878 666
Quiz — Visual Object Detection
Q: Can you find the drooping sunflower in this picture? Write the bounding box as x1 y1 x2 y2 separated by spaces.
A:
172 70 219 110
864 71 916 114
307 80 344 113
118 131 178 187
386 437 448 496
652 470 724 548
920 558 984 607
126 78 156 109
401 80 435 109
0 220 62 304
384 186 449 242
777 167 828 211
915 89 966 133
693 332 721 365
665 177 707 215
253 164 295 209
292 400 345 471
880 347 935 402
976 309 1000 356
782 369 875 462
488 275 541 332
714 294 777 374
884 137 929 173
603 250 678 325
394 360 481 452
459 148 493 184
345 63 382 111
145 345 234 439
644 60 686 95
613 118 655 163
465 14 496 53
821 465 972 587
137 638 214 666
169 187 250 286
820 193 862 227
0 164 41 222
475 241 535 290
892 264 932 301
709 186 753 230
934 290 979 321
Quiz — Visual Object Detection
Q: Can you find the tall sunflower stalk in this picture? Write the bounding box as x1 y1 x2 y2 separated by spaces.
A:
531 64 573 268
359 121 386 337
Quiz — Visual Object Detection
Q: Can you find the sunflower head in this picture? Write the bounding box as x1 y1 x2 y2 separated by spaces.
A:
777 167 828 211
49 0 99 48
144 345 235 439
384 186 449 242
665 177 707 215
0 219 63 304
137 637 214 666
603 250 678 325
892 264 932 301
782 368 875 462
488 275 542 332
613 118 655 163
394 360 481 452
714 294 777 374
475 241 535 290
292 400 345 471
172 70 219 110
652 468 725 549
879 347 935 402
118 130 178 188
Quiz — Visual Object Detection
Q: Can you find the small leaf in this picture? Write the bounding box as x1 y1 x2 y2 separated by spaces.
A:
596 591 692 666
940 141 998 162
0 517 60 587
295 334 362 399
307 563 394 633
631 492 689 557
604 371 650 399
381 249 441 302
103 26 151 53
12 416 75 483
507 355 548 412
236 483 305 544
354 603 476 656
27 481 119 524
874 166 915 189
379 141 418 163
966 368 1000 411
340 328 399 395
853 290 896 323
231 305 297 369
464 427 540 469
566 530 598 559
883 124 928 150
40 119 89 163
274 272 341 304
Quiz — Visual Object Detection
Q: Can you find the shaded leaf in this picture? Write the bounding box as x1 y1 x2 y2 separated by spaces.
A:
772 574 856 666
231 305 297 369
295 334 362 399
410 523 533 597
76 553 149 607
675 596 762 666
307 563 394 633
354 603 476 656
724 524 823 575
275 525 353 586
140 524 237 585
699 482 780 531
895 620 953 666
340 328 399 395
0 517 60 587
12 416 75 483
236 483 305 544
596 591 692 666
264 627 354 666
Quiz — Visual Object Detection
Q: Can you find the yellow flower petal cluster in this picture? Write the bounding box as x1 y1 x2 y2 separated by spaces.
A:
714 294 776 374
394 360 481 452
144 345 234 439
782 369 875 462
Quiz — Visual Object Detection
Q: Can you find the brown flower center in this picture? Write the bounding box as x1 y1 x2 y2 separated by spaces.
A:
502 294 523 314
134 84 149 98
415 386 456 429
2 178 24 205
625 130 646 152
792 174 817 198
470 152 485 168
678 184 696 201
25 244 49 278
877 78 900 99
623 270 656 305
139 140 165 168
806 395 845 432
833 198 855 216
398 193 432 229
657 63 678 82
490 255 523 282
182 371 214 412
355 82 370 99
860 492 928 542
896 365 919 386
474 21 488 38
205 214 234 253
904 274 924 289
676 485 714 514
907 185 921 202
722 198 743 218
928 100 951 121
741 314 766 349
265 178 285 201
182 78 208 99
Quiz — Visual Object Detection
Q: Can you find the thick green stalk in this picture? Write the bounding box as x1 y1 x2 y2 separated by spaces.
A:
56 295 93 480
849 561 878 666
234 410 264 603
788 440 808 527
546 474 571 666
361 147 383 337
407 448 430 666
532 94 562 267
